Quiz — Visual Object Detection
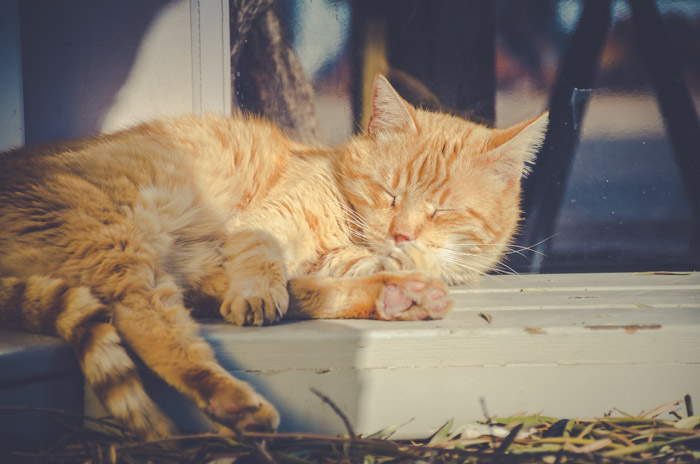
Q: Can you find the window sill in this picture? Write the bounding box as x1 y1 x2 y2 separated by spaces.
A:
3 272 698 439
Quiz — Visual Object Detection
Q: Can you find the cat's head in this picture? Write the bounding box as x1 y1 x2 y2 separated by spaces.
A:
338 75 548 284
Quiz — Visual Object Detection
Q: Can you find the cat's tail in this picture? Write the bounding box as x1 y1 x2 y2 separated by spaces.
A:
0 275 175 440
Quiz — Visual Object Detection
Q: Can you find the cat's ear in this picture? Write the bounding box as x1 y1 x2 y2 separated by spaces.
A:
368 75 418 137
485 112 549 183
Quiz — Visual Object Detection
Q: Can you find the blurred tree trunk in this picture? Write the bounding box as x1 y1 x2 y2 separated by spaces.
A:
229 0 322 144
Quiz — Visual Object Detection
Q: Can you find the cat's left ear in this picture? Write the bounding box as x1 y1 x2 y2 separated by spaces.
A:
368 75 418 138
484 112 549 183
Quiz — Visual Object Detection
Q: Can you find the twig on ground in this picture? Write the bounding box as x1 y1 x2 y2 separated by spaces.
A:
310 387 356 438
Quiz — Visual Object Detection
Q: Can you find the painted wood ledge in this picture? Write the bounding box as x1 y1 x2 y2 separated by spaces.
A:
2 272 699 440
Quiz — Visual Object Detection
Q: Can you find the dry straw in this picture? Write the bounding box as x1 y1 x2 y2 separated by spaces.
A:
1 395 698 463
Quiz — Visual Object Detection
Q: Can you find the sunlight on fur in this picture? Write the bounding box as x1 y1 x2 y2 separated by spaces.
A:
0 75 548 439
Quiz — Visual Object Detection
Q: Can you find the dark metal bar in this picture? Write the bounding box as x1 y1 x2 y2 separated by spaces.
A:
518 0 612 272
629 0 700 266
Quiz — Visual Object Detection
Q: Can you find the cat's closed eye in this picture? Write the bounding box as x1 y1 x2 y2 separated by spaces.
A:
383 191 396 207
430 207 458 220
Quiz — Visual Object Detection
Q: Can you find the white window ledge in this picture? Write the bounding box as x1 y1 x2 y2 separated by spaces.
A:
3 272 698 439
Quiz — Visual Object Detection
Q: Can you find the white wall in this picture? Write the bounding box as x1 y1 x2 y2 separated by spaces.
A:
3 0 230 148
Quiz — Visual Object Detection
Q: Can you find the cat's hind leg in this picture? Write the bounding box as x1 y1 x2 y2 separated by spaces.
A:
48 217 280 435
0 275 174 440
109 270 279 434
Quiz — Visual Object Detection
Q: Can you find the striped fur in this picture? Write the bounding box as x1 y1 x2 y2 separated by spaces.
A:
0 276 173 439
0 75 547 439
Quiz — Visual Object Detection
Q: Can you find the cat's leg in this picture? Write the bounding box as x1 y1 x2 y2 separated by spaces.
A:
208 229 289 326
0 276 174 440
109 271 279 433
43 218 280 435
287 271 452 321
291 240 450 320
318 241 443 279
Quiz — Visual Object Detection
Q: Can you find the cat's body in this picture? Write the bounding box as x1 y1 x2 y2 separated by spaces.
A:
0 76 548 439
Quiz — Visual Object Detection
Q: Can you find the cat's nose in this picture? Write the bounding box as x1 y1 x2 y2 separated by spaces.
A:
393 233 411 243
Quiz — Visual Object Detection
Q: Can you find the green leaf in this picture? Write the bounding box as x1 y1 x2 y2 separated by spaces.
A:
427 418 454 445
492 416 557 428
563 419 575 438
674 415 700 429
364 417 414 440
453 438 492 449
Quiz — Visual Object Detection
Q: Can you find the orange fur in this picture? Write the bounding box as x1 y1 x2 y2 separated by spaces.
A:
0 75 548 439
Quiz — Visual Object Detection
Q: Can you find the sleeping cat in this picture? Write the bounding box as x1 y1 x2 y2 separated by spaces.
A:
0 75 548 439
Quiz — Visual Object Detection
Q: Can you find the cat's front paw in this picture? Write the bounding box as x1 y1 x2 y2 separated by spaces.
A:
376 272 452 321
221 272 289 326
386 241 442 278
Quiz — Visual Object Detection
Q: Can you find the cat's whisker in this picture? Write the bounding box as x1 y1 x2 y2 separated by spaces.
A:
448 256 520 280
314 199 374 244
338 202 368 226
435 249 492 276
495 244 546 258
446 256 493 272
437 247 518 275
340 217 366 232
340 211 366 229
329 201 379 245
488 261 521 276
462 234 559 258
441 241 545 260
339 203 364 220
349 231 373 245
440 257 485 275
437 247 500 260
437 248 525 280
348 225 383 247
342 225 371 242
440 258 509 284
509 234 559 257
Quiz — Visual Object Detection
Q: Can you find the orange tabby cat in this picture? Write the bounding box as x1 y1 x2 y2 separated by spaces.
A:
0 76 548 439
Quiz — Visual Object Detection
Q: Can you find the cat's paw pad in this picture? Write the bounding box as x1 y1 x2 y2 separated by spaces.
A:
377 274 451 320
207 388 280 434
386 242 442 277
221 277 289 326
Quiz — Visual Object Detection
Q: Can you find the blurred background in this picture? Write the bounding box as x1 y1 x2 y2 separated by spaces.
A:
3 0 699 274
266 0 700 274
